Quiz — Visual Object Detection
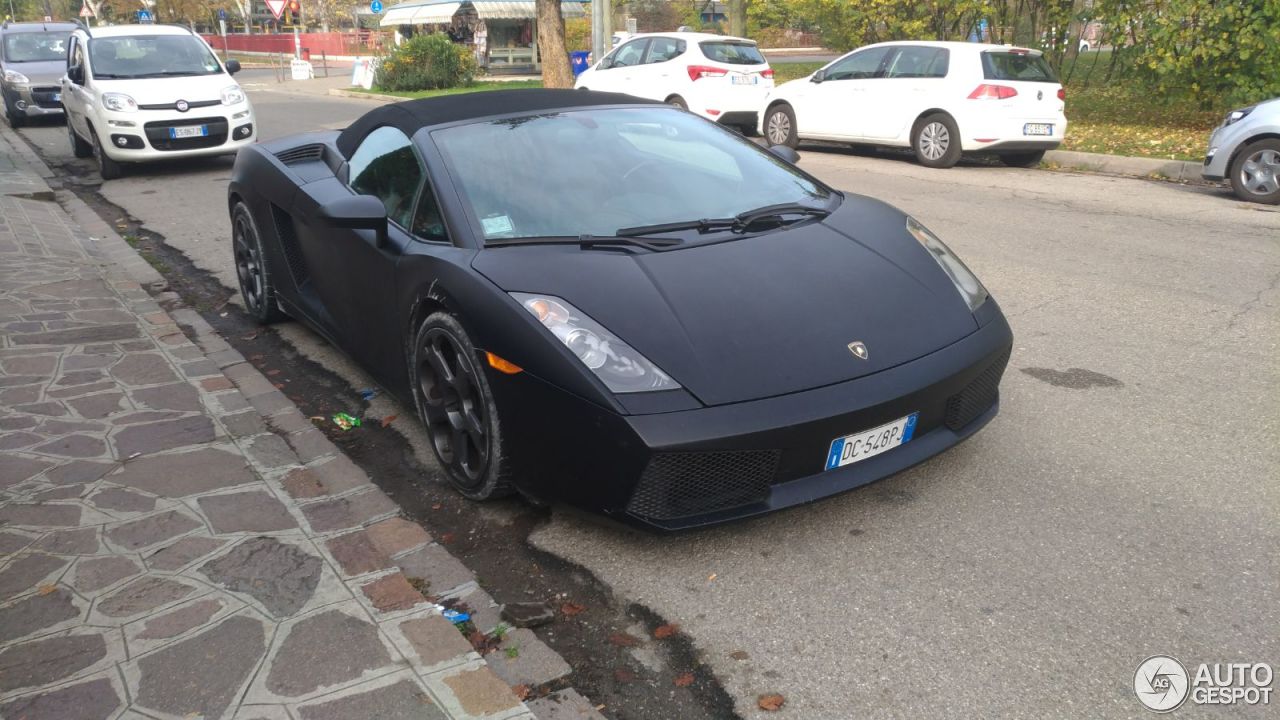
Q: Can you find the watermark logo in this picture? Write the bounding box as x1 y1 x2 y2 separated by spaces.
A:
1135 655 1190 712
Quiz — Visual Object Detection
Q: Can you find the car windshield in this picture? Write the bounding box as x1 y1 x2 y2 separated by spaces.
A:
981 51 1057 82
3 32 69 63
431 107 833 244
699 41 766 65
89 35 222 79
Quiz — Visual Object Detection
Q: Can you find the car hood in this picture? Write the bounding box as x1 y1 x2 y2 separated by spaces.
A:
473 195 980 406
8 60 65 84
91 74 236 105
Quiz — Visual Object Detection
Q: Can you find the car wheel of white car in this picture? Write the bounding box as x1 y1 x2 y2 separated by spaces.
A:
764 104 798 149
1229 140 1280 205
67 121 93 158
913 113 961 169
91 128 124 181
666 95 688 110
998 150 1046 168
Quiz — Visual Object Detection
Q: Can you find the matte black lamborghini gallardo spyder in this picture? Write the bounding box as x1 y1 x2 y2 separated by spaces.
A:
227 89 1012 531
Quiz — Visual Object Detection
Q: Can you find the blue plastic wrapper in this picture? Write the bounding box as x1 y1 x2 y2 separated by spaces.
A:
441 608 470 624
359 388 378 401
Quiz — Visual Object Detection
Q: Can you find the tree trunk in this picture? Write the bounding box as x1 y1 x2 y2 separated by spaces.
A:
728 0 746 37
536 0 573 88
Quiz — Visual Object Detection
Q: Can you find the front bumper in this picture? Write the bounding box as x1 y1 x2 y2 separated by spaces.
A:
94 103 255 162
1202 125 1230 181
2 85 64 117
494 307 1014 531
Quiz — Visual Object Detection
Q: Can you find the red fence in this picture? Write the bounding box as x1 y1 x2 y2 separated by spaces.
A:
200 32 385 57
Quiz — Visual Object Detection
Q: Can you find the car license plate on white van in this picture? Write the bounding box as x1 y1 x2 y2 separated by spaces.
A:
824 413 918 470
169 125 208 139
731 75 758 85
1023 123 1053 136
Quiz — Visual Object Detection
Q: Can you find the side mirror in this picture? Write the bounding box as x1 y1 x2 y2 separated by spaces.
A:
768 145 800 164
225 59 241 75
809 69 826 84
321 194 388 247
66 65 84 85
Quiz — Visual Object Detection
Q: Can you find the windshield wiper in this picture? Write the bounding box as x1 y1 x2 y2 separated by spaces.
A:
617 202 831 237
130 71 209 78
485 234 683 252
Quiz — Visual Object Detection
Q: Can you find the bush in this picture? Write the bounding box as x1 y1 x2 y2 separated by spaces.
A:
375 33 477 92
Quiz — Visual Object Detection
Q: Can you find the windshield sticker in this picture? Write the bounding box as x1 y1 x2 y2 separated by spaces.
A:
481 215 514 237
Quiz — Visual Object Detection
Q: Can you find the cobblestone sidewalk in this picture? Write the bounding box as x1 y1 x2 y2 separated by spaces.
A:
0 128 599 719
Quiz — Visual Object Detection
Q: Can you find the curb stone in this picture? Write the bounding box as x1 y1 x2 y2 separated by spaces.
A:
0 122 585 719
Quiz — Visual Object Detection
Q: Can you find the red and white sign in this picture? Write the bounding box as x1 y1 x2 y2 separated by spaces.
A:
265 0 286 19
79 2 94 17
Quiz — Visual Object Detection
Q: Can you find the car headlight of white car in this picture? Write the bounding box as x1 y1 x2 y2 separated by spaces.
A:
906 217 988 312
221 85 246 105
101 92 138 113
1223 106 1254 126
512 292 679 393
4 69 30 85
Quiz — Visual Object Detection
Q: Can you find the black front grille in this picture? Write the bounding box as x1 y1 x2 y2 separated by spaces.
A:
270 203 308 287
143 117 228 151
626 450 780 521
138 99 220 111
30 86 61 109
274 143 325 165
944 347 1011 431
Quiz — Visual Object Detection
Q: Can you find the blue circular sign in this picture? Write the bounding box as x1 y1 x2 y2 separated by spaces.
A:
218 8 227 19
370 0 383 12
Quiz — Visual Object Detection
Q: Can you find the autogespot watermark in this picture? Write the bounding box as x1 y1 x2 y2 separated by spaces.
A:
1134 655 1274 713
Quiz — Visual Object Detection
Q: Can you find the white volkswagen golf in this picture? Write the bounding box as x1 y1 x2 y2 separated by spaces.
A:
61 24 255 180
575 32 774 134
760 41 1067 168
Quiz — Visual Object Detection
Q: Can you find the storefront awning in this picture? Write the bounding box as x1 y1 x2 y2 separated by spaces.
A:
409 1 460 23
472 1 586 20
379 5 421 26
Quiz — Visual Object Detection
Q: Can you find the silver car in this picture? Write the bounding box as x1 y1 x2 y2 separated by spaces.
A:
0 21 75 128
1203 96 1280 204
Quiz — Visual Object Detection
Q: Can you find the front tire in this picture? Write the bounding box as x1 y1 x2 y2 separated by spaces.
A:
1228 139 1280 205
913 113 961 168
998 150 1046 168
764 103 798 149
68 120 92 158
411 312 513 501
231 201 287 324
91 128 124 180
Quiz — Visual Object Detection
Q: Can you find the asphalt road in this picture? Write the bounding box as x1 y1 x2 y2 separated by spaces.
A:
17 86 1279 719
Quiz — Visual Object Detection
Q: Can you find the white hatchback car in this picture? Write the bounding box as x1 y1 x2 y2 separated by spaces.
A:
61 24 255 180
575 32 774 133
760 41 1067 168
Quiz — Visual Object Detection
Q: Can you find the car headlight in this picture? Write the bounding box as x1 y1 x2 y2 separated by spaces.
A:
1224 106 1254 126
4 70 30 85
906 217 988 312
101 93 137 113
511 293 680 393
221 85 245 105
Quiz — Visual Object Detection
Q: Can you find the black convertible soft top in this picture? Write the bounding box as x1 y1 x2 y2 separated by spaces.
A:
336 88 656 159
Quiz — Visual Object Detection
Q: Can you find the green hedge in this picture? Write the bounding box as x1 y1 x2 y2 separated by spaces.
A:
375 33 478 93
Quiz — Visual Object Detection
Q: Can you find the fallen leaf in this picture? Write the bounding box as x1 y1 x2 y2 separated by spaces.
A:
380 414 397 427
560 602 586 616
511 684 530 700
613 668 637 683
266 369 281 376
37 583 57 595
440 532 455 544
653 623 679 639
707 573 717 582
673 672 695 687
729 650 749 661
272 382 284 389
608 632 641 648
431 503 443 510
758 693 785 711
309 416 325 422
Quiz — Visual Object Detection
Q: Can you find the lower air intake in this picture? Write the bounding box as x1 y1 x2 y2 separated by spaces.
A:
944 347 1011 431
626 450 780 522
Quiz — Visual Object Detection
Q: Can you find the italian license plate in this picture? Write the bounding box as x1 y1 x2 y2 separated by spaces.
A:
824 413 918 471
731 75 758 85
1023 123 1053 136
169 125 208 139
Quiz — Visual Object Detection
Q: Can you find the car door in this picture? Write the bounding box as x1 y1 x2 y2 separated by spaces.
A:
60 35 90 136
861 45 950 141
595 38 649 96
791 46 891 139
637 36 684 101
304 126 421 380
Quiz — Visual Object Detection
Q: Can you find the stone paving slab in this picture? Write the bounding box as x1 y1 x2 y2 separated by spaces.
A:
0 125 558 719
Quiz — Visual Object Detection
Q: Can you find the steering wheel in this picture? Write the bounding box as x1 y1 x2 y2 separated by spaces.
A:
621 159 663 185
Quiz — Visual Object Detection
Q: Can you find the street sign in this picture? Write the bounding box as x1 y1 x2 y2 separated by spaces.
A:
265 0 286 19
137 9 152 22
218 8 226 19
370 0 382 13
78 2 94 18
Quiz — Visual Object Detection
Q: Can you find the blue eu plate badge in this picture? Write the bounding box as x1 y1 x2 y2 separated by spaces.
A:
825 413 918 471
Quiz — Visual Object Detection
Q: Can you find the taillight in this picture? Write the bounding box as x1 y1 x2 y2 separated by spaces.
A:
968 84 1017 100
1057 87 1066 101
687 65 728 81
761 68 774 79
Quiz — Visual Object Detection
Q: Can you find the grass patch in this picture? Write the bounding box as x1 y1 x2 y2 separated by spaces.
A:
358 79 542 99
772 62 824 83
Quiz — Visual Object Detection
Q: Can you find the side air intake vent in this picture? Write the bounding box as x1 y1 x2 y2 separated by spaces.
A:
274 144 325 166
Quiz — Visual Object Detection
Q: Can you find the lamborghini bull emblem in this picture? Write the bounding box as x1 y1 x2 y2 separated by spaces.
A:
848 341 868 360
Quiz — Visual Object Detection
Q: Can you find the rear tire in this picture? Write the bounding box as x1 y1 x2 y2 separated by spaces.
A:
68 120 92 158
666 95 688 110
231 201 287 324
1228 139 1280 205
764 103 798 149
912 113 961 168
410 312 513 501
998 150 1046 168
91 128 124 180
